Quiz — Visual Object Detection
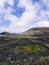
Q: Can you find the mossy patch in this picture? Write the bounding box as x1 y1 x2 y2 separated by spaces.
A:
15 45 41 54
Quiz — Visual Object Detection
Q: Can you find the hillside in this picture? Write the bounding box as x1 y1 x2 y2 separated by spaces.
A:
21 27 49 35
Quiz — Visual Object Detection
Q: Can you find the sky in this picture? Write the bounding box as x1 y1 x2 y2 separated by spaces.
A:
0 0 49 33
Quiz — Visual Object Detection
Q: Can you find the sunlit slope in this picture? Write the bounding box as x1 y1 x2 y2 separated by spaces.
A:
20 27 49 35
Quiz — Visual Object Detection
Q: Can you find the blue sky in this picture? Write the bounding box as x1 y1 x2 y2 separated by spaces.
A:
0 0 49 33
0 20 10 27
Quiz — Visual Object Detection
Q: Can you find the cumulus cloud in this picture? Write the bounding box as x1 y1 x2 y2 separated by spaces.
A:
0 0 49 33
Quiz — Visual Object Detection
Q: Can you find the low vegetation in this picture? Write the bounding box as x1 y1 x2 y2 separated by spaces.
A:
15 45 41 54
36 56 49 65
45 44 49 47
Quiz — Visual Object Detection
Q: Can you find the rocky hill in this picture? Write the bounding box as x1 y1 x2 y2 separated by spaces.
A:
21 27 49 35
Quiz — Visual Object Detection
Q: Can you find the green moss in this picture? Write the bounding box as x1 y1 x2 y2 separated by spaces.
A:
45 44 49 47
15 45 41 54
38 56 49 65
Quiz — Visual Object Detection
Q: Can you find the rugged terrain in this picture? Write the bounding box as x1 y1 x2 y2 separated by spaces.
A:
0 27 49 65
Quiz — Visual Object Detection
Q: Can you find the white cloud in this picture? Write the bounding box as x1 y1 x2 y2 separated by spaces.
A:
0 0 6 7
0 0 49 33
7 0 14 6
34 20 49 27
